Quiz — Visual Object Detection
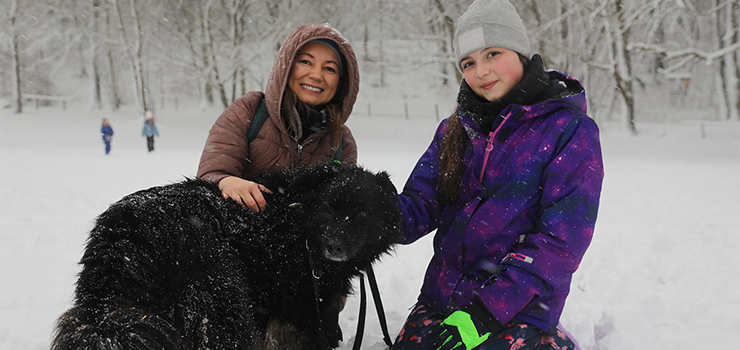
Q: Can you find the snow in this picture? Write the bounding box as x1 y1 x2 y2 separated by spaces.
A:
1 100 738 350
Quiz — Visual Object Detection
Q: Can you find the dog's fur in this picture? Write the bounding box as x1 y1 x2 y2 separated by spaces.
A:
51 162 401 350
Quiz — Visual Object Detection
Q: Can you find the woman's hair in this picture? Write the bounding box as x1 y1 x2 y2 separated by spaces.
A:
280 88 343 151
437 110 467 205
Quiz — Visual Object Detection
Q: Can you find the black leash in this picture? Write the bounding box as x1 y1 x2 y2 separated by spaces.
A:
306 239 394 350
366 267 394 348
353 266 394 350
351 273 367 350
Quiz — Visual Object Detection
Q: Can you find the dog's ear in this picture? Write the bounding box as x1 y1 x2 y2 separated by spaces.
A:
374 170 398 196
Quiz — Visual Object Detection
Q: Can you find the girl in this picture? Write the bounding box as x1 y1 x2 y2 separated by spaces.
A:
393 0 604 349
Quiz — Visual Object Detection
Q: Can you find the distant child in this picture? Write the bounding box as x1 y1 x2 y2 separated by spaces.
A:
141 111 159 152
101 118 113 155
393 0 604 349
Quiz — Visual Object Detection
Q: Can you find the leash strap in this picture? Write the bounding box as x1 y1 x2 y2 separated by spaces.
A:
366 267 394 348
352 273 367 350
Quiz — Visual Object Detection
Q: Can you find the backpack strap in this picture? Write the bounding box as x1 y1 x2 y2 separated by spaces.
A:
248 98 342 161
247 99 269 143
331 139 342 162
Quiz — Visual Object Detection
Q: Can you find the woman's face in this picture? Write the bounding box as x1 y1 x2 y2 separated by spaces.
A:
461 47 524 102
287 42 341 108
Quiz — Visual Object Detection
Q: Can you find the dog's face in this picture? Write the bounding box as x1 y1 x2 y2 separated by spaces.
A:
286 163 401 263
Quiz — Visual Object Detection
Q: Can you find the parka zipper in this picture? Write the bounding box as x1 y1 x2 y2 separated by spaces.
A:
479 112 511 182
293 137 315 165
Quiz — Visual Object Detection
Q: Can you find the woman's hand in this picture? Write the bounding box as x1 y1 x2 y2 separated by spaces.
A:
218 176 272 211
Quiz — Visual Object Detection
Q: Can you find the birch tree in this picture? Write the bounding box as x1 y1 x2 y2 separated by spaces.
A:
430 0 460 85
113 0 149 114
714 0 739 120
92 0 103 109
10 0 22 113
609 0 637 134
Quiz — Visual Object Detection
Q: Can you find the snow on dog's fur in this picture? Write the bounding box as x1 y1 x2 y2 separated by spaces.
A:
52 162 402 350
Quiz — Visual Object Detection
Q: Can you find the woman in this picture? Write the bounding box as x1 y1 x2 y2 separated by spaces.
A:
196 23 360 348
393 0 604 349
197 23 359 213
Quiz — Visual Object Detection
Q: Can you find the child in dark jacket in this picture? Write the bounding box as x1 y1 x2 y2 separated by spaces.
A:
393 1 604 349
101 118 113 155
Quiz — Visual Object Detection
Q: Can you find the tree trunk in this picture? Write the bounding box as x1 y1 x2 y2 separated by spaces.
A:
228 0 246 104
104 5 120 110
91 0 102 109
70 0 88 78
734 1 740 119
10 0 22 114
113 0 149 114
364 23 370 62
723 0 739 120
431 0 458 85
378 0 385 87
129 0 148 113
201 0 229 109
611 0 637 134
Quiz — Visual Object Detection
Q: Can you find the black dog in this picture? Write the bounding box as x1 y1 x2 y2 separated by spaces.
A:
52 162 401 350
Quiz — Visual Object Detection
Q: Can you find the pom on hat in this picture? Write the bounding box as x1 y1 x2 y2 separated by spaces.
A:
453 0 531 72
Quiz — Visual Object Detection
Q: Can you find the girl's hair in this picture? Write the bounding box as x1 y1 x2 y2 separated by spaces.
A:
437 110 467 205
281 88 343 151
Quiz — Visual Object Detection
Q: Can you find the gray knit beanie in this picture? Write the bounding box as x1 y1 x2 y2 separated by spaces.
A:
453 0 531 72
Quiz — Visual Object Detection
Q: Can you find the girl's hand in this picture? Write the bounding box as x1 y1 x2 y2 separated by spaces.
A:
218 176 272 211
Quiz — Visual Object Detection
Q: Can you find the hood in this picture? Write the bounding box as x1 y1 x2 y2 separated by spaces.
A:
264 23 360 127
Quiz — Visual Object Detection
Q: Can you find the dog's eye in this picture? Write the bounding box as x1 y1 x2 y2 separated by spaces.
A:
324 204 334 217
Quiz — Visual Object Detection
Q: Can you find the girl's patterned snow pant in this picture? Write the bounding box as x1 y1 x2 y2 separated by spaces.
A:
392 304 580 350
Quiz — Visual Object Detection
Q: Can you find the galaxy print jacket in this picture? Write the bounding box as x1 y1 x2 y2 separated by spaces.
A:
397 71 604 334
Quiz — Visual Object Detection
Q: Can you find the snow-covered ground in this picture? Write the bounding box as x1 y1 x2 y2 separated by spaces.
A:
1 99 738 350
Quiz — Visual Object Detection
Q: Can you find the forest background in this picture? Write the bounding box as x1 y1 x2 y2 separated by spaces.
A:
2 0 739 132
1 1 739 349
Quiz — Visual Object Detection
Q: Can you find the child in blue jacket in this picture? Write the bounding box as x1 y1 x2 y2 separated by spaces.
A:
393 0 604 349
142 111 159 152
101 118 113 155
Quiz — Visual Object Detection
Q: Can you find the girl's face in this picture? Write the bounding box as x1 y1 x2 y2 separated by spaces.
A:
288 42 341 108
461 47 524 102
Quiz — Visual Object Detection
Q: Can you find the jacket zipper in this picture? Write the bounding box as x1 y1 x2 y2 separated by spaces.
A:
293 138 315 165
478 112 511 182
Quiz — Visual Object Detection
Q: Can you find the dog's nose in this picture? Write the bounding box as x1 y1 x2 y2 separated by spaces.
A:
323 240 349 262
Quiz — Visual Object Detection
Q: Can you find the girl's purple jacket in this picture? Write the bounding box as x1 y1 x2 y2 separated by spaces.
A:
398 71 604 334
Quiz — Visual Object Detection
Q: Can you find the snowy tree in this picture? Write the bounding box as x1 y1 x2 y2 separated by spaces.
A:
5 0 737 123
112 0 150 115
9 0 22 113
